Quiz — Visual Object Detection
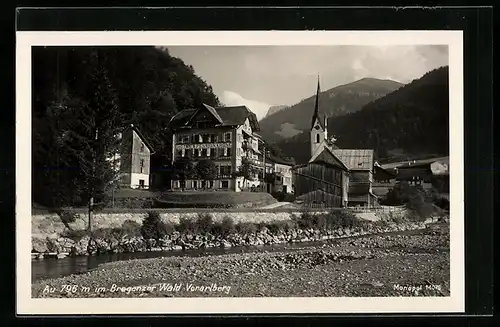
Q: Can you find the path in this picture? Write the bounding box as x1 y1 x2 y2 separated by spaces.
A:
259 202 293 209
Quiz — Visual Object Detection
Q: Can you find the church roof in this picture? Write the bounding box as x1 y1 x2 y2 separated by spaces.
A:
331 149 374 171
309 145 349 171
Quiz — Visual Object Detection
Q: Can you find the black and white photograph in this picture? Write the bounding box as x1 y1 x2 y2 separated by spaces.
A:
16 30 464 314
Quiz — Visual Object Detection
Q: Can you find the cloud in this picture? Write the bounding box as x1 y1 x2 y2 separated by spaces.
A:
220 91 271 121
168 45 449 106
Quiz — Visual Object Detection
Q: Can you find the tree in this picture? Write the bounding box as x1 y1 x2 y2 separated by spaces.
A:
173 155 197 190
62 50 123 248
195 159 217 189
234 158 258 189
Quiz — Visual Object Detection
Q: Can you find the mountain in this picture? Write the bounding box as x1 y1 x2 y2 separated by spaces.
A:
258 78 404 141
265 105 289 117
276 66 449 165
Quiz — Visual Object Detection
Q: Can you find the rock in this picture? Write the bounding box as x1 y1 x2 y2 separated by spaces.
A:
32 237 48 253
220 240 232 248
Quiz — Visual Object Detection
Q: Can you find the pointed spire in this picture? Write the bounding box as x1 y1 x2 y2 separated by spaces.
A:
311 75 321 130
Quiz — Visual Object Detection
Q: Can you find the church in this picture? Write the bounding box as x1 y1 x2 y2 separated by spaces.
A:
292 77 377 208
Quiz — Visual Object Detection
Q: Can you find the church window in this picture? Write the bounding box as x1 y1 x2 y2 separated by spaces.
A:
316 134 320 143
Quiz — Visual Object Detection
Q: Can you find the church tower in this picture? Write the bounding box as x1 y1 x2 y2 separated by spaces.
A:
310 76 327 158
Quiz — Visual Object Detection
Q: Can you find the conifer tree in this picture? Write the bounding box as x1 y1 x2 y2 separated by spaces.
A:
62 50 123 246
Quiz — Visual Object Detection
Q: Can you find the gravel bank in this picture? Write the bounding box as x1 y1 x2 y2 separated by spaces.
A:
32 225 449 298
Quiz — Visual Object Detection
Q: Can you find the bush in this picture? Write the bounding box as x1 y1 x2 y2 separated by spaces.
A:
121 219 142 237
211 216 235 237
235 221 258 235
406 191 436 221
265 220 296 233
141 211 173 241
59 211 77 225
196 213 214 234
293 212 317 229
379 211 406 225
177 217 198 233
271 191 296 202
61 229 88 241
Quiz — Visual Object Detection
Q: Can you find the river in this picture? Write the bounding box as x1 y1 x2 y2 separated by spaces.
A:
31 240 334 282
31 227 432 282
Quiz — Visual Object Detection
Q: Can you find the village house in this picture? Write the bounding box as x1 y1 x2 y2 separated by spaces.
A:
168 103 270 192
373 161 397 183
264 153 295 194
111 124 155 189
292 77 377 208
395 158 449 191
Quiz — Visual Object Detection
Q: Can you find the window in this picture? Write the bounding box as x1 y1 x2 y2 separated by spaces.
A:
185 149 192 158
198 135 203 143
194 149 200 157
209 180 214 189
177 150 182 158
221 180 229 189
193 181 198 189
140 159 145 173
139 179 145 188
180 180 186 189
140 143 145 152
201 180 206 189
220 165 231 177
227 148 232 157
316 134 320 143
201 148 207 157
210 148 216 157
224 132 232 142
181 149 185 157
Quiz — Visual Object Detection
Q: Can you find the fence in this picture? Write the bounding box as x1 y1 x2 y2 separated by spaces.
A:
296 202 406 212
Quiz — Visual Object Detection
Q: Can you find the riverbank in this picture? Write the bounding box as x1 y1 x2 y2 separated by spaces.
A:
31 209 436 258
32 224 449 298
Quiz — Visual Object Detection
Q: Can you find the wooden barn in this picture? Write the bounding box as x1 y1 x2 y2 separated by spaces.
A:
293 146 349 208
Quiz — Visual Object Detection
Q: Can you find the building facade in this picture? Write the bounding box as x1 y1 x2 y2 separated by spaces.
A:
112 124 154 189
293 146 349 207
168 104 267 192
264 154 295 194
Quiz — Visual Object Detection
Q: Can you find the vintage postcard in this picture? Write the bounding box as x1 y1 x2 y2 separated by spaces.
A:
16 30 464 314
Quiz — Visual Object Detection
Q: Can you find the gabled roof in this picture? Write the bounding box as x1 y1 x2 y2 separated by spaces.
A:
169 104 260 131
266 153 295 166
331 149 374 171
309 146 349 171
125 124 155 154
374 165 397 178
397 161 442 170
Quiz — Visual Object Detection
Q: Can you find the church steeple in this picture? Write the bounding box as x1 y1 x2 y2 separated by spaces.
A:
310 75 326 158
310 75 322 130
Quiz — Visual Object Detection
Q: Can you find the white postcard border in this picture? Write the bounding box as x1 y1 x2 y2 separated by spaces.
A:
16 30 464 314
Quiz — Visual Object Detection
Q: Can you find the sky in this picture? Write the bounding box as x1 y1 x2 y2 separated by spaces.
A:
168 45 448 120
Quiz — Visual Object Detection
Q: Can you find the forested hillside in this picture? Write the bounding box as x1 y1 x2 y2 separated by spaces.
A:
258 78 403 141
32 46 220 207
277 66 449 164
